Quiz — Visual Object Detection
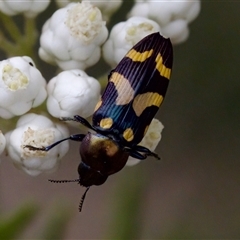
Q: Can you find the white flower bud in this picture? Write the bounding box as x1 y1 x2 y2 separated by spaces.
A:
128 0 201 44
56 0 122 21
47 69 101 118
0 0 50 17
6 113 69 176
127 119 164 166
0 130 6 156
39 2 108 70
0 56 47 119
102 16 160 67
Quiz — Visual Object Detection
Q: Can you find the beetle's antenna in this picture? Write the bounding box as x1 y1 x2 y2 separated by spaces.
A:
48 179 80 183
79 187 90 212
49 179 90 212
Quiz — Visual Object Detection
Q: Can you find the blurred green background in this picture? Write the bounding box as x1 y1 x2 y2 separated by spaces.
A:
0 1 240 239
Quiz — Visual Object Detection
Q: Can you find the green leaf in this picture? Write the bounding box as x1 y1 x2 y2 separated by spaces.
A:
0 203 39 240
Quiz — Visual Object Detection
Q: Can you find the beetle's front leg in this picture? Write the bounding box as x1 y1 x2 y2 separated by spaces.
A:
24 134 86 151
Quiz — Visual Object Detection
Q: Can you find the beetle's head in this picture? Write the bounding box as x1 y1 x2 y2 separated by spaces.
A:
78 132 129 187
48 132 128 212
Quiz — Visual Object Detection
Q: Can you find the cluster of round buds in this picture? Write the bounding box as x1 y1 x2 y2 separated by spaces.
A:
5 114 69 176
46 69 101 119
39 1 108 70
0 56 47 119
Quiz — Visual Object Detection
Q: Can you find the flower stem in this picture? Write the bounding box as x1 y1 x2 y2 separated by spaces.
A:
0 14 38 58
0 32 16 55
0 13 22 42
24 16 37 50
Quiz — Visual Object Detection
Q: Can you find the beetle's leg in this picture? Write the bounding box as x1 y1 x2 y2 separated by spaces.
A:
128 150 147 159
68 133 86 142
124 145 160 160
24 134 86 152
133 145 160 160
60 115 96 131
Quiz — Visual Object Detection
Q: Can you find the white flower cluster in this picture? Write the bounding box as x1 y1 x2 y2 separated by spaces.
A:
0 1 201 174
127 119 164 166
39 2 108 70
47 69 101 118
5 114 69 176
0 0 50 17
0 56 47 119
128 0 201 44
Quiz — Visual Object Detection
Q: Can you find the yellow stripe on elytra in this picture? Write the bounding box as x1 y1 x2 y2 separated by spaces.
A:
155 53 171 79
132 92 163 116
100 118 113 129
126 49 154 62
110 72 134 105
123 128 134 142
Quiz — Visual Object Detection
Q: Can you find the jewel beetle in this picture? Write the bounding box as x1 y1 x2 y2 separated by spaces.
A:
26 32 173 211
